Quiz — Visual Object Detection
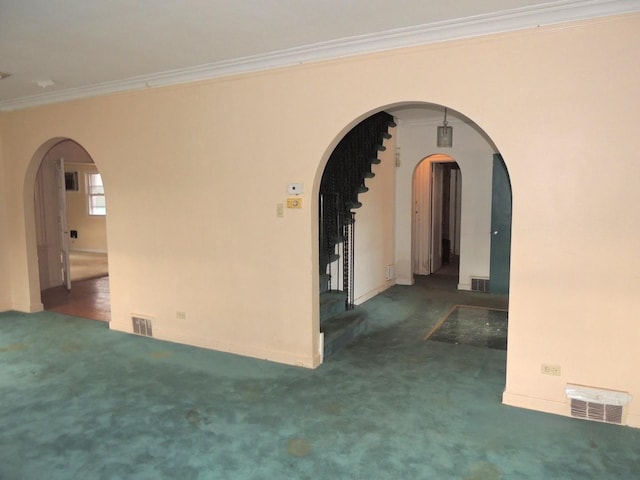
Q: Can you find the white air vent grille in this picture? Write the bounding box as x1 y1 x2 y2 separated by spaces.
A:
471 278 490 293
132 315 153 337
571 399 623 424
566 384 631 425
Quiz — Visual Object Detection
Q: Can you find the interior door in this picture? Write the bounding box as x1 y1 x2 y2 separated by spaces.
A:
430 163 444 273
489 154 512 294
412 160 431 275
35 158 62 290
56 158 72 290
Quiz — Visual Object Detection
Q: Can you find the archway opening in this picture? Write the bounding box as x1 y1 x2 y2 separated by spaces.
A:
412 154 461 280
315 102 511 362
33 139 111 322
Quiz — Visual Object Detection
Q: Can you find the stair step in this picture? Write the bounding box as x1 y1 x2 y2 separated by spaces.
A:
322 307 367 358
322 252 340 264
382 132 392 139
346 201 362 209
358 185 369 194
331 233 344 243
364 171 375 179
320 291 347 323
370 157 381 165
377 145 387 152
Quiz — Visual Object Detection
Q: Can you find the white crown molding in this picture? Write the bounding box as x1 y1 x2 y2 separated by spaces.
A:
1 0 638 112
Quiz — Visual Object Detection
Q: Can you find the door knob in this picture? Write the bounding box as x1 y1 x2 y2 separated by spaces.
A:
493 230 498 235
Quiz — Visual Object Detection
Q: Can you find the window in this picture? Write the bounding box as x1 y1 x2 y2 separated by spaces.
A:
87 173 106 215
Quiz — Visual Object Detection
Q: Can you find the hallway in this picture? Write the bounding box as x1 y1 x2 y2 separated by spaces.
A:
2 274 638 478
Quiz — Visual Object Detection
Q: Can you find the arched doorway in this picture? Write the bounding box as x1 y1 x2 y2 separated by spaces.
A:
390 103 507 294
316 102 511 360
33 139 111 321
412 154 461 280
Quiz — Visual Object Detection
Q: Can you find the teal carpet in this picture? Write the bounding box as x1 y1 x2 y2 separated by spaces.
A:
1 276 639 479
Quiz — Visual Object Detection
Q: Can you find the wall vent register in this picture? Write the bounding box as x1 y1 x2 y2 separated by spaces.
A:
132 315 153 337
471 278 490 293
566 384 631 425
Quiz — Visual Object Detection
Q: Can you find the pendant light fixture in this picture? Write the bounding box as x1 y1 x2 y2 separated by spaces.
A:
437 107 453 148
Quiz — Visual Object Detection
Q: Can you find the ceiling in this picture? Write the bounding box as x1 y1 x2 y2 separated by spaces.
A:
0 0 636 111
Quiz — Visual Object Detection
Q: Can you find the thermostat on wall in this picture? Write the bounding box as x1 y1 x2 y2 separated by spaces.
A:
287 183 304 195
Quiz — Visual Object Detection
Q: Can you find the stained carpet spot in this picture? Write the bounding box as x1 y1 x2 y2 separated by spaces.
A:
150 350 173 359
0 343 26 352
186 409 201 427
62 343 83 352
465 461 503 480
288 438 312 457
241 385 263 402
321 402 342 415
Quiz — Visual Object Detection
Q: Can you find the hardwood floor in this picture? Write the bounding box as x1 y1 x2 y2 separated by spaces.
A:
41 276 110 322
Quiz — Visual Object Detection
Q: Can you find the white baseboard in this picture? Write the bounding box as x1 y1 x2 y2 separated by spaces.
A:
109 320 319 369
627 412 640 428
11 301 44 313
354 281 395 305
503 390 569 419
504 390 640 429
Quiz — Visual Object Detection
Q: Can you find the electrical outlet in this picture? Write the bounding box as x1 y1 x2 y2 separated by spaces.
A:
276 203 284 217
385 264 394 280
541 363 561 376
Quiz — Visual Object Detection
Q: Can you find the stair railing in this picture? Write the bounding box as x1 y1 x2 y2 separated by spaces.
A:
319 111 396 312
342 211 355 309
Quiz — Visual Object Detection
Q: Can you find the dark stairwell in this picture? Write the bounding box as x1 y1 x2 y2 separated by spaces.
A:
319 111 396 357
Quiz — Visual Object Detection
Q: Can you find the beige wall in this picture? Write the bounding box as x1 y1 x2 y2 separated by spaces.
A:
0 128 10 310
353 128 397 304
1 14 639 425
325 128 397 302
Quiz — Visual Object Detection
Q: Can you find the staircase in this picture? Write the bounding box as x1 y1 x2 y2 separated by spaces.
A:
319 111 396 357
